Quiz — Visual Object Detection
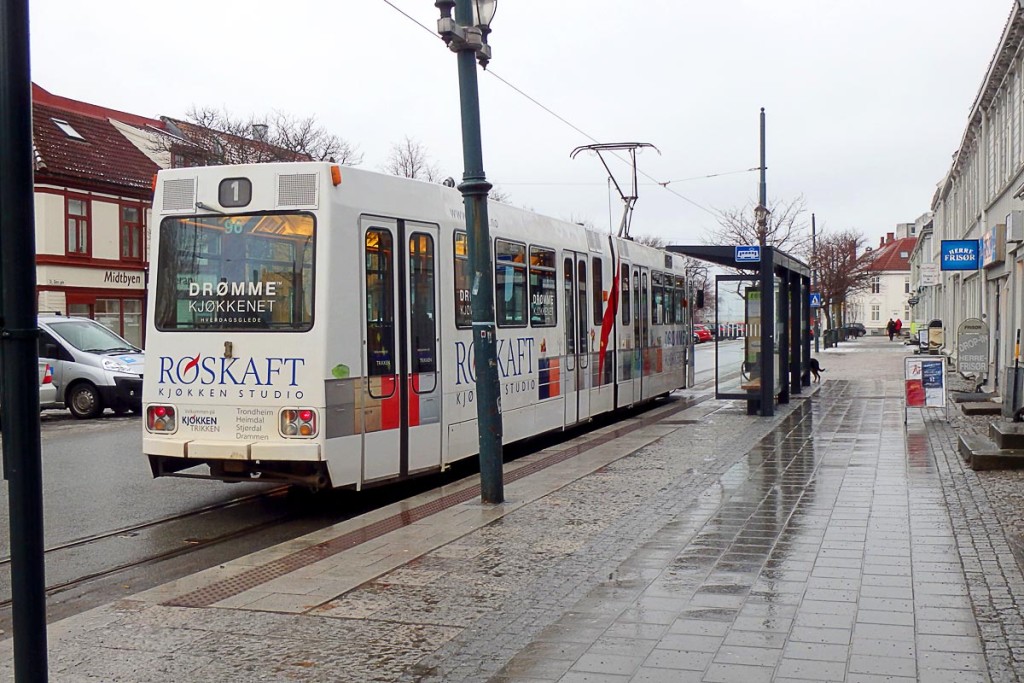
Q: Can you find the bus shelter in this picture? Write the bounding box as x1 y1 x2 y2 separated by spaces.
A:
667 245 812 416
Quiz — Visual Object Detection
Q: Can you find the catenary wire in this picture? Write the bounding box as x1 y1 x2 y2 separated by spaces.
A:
378 0 726 220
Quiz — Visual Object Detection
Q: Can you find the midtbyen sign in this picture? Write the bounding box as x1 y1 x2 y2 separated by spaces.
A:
940 240 980 271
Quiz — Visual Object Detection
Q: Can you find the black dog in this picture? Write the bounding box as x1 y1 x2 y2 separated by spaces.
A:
807 357 824 383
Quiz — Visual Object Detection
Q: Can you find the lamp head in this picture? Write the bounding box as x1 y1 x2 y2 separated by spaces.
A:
473 0 497 30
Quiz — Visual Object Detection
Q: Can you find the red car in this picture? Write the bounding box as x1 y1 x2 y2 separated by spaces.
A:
693 324 713 343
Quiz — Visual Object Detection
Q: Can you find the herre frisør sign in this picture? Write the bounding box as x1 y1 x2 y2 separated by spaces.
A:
940 240 981 271
957 317 989 375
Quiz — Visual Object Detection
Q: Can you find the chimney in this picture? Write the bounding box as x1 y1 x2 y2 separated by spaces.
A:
880 236 885 249
887 232 894 244
251 123 269 141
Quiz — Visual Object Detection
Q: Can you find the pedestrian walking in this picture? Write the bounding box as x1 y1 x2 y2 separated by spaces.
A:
894 318 903 339
886 318 895 341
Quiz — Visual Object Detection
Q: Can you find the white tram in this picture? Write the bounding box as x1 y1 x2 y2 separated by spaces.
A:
142 162 693 490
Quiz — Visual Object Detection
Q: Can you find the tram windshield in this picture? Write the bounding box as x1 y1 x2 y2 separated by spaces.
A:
154 213 315 331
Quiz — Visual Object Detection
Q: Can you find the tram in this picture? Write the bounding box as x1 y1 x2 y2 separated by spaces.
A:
142 162 693 490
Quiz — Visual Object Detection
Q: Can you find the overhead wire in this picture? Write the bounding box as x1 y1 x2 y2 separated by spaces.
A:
377 0 726 220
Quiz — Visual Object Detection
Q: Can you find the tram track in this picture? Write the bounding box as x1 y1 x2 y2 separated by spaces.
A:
0 390 721 634
0 485 291 570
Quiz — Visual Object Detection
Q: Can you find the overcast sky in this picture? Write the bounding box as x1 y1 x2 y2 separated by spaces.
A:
29 0 1014 246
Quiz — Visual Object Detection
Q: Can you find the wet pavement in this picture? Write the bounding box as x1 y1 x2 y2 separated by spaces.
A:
2 336 1023 682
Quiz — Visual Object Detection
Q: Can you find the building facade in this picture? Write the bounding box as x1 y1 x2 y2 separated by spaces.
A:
31 84 162 347
847 225 917 335
925 3 1024 394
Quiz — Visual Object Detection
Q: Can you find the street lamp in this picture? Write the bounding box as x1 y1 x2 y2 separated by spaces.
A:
436 0 504 504
754 203 770 246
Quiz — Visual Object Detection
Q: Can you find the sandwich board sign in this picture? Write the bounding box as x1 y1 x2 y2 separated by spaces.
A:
905 356 946 423
956 318 989 375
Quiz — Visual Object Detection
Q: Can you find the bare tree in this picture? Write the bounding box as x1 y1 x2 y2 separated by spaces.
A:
632 234 666 249
383 136 441 182
813 229 875 331
488 186 512 204
268 111 362 164
707 195 811 257
153 106 362 167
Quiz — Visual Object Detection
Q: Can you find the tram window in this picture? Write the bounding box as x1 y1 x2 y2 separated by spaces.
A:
675 277 686 323
365 228 395 378
154 213 314 332
410 233 436 374
577 260 588 353
495 239 527 327
664 274 674 325
564 258 575 354
592 257 603 323
529 246 556 327
641 273 649 342
454 231 471 329
632 270 641 348
621 263 630 325
652 272 663 325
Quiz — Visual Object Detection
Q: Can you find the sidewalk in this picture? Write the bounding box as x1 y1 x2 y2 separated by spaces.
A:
3 336 1024 682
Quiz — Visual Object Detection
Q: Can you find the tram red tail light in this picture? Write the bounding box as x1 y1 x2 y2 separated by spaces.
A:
147 405 176 433
280 408 317 438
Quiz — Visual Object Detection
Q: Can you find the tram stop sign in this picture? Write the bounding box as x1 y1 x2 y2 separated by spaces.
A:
809 292 822 308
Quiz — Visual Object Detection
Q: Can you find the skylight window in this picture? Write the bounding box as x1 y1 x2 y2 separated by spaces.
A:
900 251 909 258
51 118 85 141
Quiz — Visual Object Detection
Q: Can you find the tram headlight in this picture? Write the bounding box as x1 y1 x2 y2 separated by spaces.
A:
147 405 177 433
280 408 317 438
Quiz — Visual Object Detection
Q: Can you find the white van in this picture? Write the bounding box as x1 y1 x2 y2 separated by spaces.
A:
37 314 145 419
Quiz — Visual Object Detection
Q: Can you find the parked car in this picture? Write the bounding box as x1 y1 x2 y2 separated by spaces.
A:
37 314 144 419
693 324 713 343
0 360 57 429
844 322 867 338
38 361 57 407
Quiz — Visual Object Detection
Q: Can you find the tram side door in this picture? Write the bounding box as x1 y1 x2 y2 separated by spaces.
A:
562 251 591 427
630 266 651 402
361 218 442 483
404 223 442 474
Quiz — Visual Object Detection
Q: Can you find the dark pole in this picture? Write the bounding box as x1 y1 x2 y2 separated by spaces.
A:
0 0 50 679
453 0 503 504
759 249 775 416
759 107 767 213
812 213 819 353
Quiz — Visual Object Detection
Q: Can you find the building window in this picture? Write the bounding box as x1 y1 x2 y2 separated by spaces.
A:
120 205 144 260
870 276 880 294
871 304 880 321
68 297 144 348
66 196 90 255
904 277 910 294
52 118 85 141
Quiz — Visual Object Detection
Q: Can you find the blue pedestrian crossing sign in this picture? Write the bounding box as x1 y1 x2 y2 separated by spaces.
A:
810 292 822 308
